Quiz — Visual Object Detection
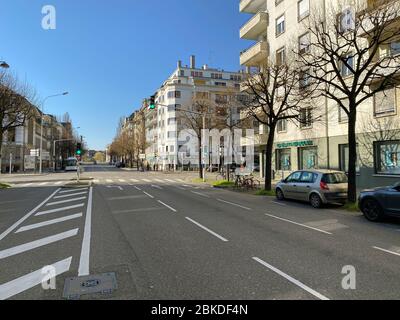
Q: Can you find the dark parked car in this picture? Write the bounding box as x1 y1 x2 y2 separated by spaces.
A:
359 182 400 222
115 161 125 168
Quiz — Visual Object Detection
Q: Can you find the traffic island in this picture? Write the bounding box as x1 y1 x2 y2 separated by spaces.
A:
0 182 12 189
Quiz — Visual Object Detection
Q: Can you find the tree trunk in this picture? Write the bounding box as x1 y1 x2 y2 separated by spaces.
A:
264 123 276 191
0 124 3 174
347 108 358 203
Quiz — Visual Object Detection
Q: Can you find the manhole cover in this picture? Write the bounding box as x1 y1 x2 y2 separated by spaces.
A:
63 272 118 299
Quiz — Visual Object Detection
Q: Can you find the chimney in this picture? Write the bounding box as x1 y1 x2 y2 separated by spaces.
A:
190 55 196 69
177 60 182 68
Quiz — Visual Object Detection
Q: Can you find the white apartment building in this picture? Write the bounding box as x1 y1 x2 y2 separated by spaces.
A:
239 0 400 188
145 55 245 170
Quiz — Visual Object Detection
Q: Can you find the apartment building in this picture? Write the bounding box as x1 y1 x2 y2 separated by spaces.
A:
239 0 400 188
145 55 245 170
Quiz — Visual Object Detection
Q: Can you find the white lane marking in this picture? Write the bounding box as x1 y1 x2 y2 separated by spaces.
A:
54 181 63 185
16 213 83 233
165 179 176 183
38 182 49 186
253 257 329 300
176 179 185 183
185 217 228 242
154 179 165 183
35 203 85 216
119 179 126 183
130 179 139 182
157 200 177 212
272 201 288 206
93 180 100 184
21 183 33 187
53 191 88 199
217 198 252 211
0 229 79 260
106 179 113 183
79 187 93 276
134 186 142 191
0 257 72 300
46 197 86 207
373 246 400 257
191 191 210 198
59 187 88 194
0 189 60 241
265 213 332 235
142 179 152 183
143 191 154 199
151 185 163 190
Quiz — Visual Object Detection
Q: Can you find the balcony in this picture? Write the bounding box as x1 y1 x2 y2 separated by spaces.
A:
240 41 268 66
240 0 267 14
240 11 268 40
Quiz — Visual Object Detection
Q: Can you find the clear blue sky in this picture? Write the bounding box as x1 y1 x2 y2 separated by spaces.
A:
0 0 250 150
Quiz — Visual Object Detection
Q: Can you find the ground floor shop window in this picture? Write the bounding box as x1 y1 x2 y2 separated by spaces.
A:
276 148 291 171
339 144 360 173
299 146 318 169
375 140 400 175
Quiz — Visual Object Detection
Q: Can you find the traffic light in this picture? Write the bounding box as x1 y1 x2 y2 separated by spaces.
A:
149 95 156 110
76 143 82 156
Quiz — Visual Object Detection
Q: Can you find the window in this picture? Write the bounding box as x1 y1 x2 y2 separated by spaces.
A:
375 140 400 175
196 92 210 100
170 145 175 153
299 147 318 169
168 118 177 125
339 144 360 173
179 70 185 76
300 172 318 183
286 171 302 182
277 118 287 132
276 148 291 171
339 8 355 33
215 82 227 87
276 47 286 65
276 14 285 36
299 107 312 128
191 71 203 78
299 69 311 89
298 0 310 21
211 73 223 79
167 91 181 99
321 173 348 184
374 87 396 115
390 41 400 56
215 94 228 104
338 105 348 123
230 75 242 81
299 32 310 54
340 54 354 77
167 131 176 138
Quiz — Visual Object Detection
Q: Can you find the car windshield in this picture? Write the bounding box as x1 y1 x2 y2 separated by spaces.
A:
66 159 77 166
322 173 348 184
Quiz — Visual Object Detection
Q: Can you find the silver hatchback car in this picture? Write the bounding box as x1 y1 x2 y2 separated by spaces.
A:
275 170 348 208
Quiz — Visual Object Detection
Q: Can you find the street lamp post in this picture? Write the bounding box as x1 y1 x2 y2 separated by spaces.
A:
39 92 69 174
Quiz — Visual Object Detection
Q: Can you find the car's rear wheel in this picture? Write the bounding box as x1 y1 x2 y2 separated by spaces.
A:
276 188 285 201
361 198 384 222
310 193 323 208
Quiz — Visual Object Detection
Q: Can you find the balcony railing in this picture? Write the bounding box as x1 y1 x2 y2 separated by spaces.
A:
240 0 267 14
240 11 268 40
240 41 268 66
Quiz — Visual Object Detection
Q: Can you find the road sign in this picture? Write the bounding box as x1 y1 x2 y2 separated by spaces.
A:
30 149 39 157
24 155 36 170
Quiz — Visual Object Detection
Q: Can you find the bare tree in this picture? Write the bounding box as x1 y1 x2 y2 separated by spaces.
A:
298 0 400 202
239 58 314 191
0 71 36 171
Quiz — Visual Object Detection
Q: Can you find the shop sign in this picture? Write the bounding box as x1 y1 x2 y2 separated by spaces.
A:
277 140 314 149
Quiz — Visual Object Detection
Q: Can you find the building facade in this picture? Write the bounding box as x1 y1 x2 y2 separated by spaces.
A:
145 55 245 170
239 0 400 188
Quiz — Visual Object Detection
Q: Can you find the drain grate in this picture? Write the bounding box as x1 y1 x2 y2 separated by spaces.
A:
63 272 118 300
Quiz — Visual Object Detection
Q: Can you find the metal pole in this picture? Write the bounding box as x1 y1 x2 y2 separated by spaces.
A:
202 114 206 182
39 115 43 174
9 153 12 174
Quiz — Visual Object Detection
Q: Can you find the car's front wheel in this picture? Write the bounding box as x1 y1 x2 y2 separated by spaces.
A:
276 188 285 201
310 193 323 209
361 198 384 222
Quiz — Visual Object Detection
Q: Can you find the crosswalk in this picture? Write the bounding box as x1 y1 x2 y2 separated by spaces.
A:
0 187 91 300
11 178 194 188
